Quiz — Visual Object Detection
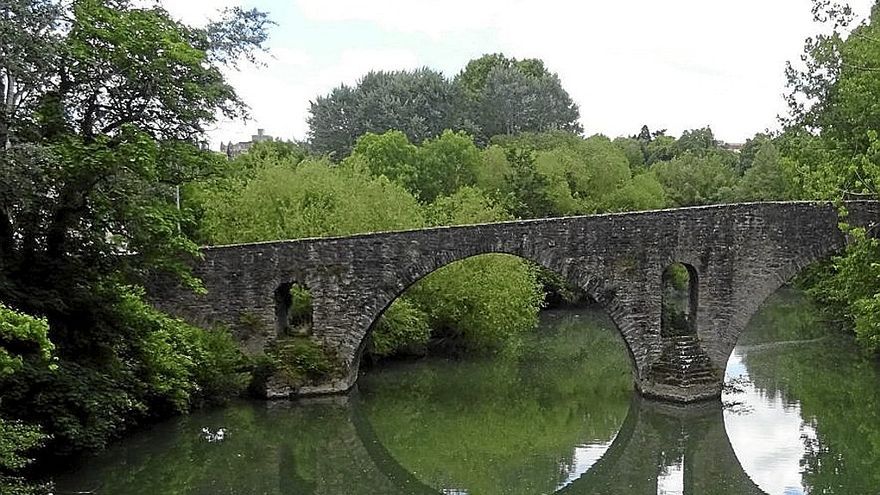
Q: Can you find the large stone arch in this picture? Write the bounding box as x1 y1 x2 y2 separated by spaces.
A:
349 248 635 384
703 203 880 374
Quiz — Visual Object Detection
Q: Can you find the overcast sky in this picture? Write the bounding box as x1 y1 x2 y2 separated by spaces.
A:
161 0 875 149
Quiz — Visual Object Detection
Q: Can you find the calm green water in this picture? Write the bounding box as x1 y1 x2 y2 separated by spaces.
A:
52 288 880 494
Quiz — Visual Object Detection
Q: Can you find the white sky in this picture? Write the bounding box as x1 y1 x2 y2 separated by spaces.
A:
161 0 876 149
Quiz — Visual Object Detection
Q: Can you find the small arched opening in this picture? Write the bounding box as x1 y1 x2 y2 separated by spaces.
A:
661 262 698 337
274 281 313 337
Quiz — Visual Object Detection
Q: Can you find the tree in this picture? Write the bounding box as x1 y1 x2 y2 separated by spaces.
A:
737 132 774 173
674 127 717 156
475 65 582 141
0 0 62 148
346 129 481 202
348 130 419 190
307 68 464 159
413 130 481 201
455 53 550 97
735 142 795 201
0 0 271 457
785 1 880 157
613 136 646 170
651 152 737 206
0 304 53 494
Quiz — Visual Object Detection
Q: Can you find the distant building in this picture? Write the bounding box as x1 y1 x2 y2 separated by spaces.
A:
220 128 274 159
720 141 745 153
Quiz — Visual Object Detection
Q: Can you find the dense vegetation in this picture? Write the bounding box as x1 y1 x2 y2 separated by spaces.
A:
0 0 271 491
1 0 879 491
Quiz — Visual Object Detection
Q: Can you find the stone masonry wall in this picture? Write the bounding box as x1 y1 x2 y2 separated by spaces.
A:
148 201 880 402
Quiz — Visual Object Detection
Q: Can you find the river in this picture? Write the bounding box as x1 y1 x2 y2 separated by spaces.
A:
52 287 880 494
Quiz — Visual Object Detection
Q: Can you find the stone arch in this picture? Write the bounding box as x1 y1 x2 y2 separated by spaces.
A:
349 248 637 384
273 280 313 337
711 239 850 369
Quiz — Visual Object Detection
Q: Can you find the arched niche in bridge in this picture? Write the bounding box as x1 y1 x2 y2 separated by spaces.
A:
274 281 313 337
661 262 698 338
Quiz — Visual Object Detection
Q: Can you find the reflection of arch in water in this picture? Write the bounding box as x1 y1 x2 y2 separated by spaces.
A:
558 398 766 495
345 390 766 495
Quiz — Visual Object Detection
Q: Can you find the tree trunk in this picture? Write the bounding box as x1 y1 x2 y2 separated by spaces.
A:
0 72 8 148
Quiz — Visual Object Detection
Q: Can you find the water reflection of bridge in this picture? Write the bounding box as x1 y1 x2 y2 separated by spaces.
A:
280 391 766 495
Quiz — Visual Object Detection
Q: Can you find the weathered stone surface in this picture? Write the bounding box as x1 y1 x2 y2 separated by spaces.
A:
148 201 880 402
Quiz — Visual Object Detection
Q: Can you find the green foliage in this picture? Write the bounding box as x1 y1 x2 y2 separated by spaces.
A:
603 173 667 212
266 337 340 387
0 419 50 495
472 65 582 141
496 147 557 219
455 53 551 97
735 141 796 201
196 158 425 244
644 134 677 165
120 288 249 412
473 145 514 194
1 0 271 477
307 53 582 157
785 1 880 157
651 152 737 206
370 299 432 357
406 255 544 353
492 132 637 216
781 1 880 356
424 186 509 226
288 284 313 329
308 68 464 159
349 129 482 202
1 285 248 454
613 136 647 170
349 131 420 189
0 305 52 378
737 132 774 173
806 229 880 353
415 130 481 201
0 305 53 494
0 0 62 147
674 127 717 156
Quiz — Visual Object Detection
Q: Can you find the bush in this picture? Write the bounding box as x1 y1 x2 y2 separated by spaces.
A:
0 286 249 456
407 254 544 353
265 337 341 388
371 298 432 357
0 305 53 494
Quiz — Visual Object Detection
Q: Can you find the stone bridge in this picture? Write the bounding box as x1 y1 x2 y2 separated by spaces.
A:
149 201 880 402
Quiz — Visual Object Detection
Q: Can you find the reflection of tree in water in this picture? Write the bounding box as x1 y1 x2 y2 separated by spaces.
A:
358 310 633 495
732 287 880 493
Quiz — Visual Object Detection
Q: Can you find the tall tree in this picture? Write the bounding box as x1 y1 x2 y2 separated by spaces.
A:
307 68 464 159
455 53 549 97
786 1 880 157
0 0 62 148
474 65 582 141
0 0 271 456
